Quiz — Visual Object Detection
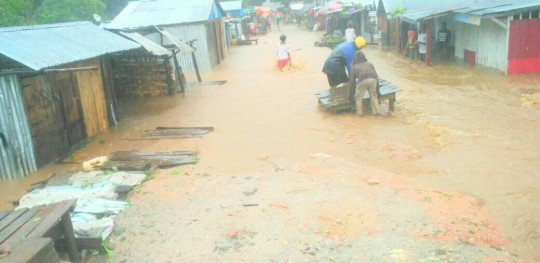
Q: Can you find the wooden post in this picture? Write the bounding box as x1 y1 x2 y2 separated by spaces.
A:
164 56 174 96
188 41 202 83
426 19 432 66
61 212 80 262
172 51 185 93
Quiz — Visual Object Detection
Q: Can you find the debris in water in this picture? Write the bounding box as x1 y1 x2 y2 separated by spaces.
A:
95 151 198 171
270 203 289 209
131 126 214 140
83 156 109 171
368 178 380 185
243 188 258 196
200 80 228 86
309 153 332 159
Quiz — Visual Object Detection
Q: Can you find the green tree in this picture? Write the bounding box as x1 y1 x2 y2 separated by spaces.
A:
0 0 32 26
101 0 128 19
36 0 106 24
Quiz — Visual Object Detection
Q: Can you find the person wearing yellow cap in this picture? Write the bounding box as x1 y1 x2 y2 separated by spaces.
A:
322 36 366 89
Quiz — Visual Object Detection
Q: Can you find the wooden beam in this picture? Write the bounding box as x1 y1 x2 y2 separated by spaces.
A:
43 66 98 73
490 17 509 30
0 69 35 76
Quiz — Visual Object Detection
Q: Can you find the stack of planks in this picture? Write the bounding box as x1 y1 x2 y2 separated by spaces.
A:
316 78 400 113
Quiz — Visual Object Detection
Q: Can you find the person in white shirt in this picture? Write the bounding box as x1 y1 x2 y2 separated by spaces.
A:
417 25 427 61
277 34 291 71
344 22 356 43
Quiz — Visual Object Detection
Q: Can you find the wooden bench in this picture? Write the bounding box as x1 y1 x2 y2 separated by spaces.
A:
316 78 400 114
0 200 80 263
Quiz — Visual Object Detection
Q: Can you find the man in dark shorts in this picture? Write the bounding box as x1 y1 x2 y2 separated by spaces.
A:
322 37 366 89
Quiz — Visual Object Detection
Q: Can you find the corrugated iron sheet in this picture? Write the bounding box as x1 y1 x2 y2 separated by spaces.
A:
119 32 172 56
145 24 213 73
107 0 225 30
158 30 196 54
0 22 141 71
400 0 540 22
0 75 37 180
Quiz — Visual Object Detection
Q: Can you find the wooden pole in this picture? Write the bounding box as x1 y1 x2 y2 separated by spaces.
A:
426 19 432 66
172 51 185 93
188 41 202 83
164 56 174 96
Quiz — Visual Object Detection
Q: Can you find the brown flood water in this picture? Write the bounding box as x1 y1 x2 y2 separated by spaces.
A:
1 26 539 261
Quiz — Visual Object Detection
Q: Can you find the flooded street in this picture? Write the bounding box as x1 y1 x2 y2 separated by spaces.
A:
1 26 539 262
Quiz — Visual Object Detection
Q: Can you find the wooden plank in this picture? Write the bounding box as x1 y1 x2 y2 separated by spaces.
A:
155 126 214 131
0 209 28 233
0 211 11 221
60 212 80 262
43 66 98 73
0 238 59 263
56 237 102 250
27 199 76 239
75 59 108 138
0 204 56 250
0 207 40 244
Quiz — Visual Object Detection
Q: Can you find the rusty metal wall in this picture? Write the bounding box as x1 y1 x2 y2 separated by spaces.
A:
0 75 37 180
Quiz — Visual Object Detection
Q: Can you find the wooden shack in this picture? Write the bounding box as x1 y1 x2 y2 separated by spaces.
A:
0 22 141 175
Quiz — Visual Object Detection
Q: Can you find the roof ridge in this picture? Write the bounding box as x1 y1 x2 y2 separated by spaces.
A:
0 21 92 33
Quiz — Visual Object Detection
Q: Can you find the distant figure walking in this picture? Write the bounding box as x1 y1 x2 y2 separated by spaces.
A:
406 24 417 59
437 22 451 60
417 25 427 61
275 12 282 30
348 51 380 116
277 34 291 71
344 22 356 43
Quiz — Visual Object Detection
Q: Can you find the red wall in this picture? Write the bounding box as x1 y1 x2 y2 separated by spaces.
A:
508 19 540 74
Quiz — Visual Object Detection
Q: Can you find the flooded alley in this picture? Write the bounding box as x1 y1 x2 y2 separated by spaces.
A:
2 25 538 262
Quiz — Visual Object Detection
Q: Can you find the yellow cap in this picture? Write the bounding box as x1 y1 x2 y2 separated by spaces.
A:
355 37 366 49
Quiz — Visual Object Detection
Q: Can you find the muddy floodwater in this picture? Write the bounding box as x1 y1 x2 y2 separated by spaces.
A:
1 26 539 262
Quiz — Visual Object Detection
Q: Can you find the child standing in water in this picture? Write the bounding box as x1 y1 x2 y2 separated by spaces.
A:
277 34 291 71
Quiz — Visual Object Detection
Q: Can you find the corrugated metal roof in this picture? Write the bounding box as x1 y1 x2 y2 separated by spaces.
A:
107 0 225 30
401 0 540 21
467 0 540 16
380 0 450 14
119 32 172 56
220 1 242 11
0 22 141 71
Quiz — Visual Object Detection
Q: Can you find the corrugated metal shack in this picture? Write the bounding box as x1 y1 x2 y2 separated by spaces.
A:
221 1 244 17
107 0 228 73
0 22 140 179
377 0 449 47
398 0 540 74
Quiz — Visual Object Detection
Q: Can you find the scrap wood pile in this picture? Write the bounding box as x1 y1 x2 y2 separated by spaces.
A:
316 78 401 113
6 150 198 261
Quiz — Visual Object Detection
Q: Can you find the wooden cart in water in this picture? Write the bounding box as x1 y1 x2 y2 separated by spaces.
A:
316 78 400 114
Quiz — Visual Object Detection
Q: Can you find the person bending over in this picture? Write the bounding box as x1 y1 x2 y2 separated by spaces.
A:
348 51 380 116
